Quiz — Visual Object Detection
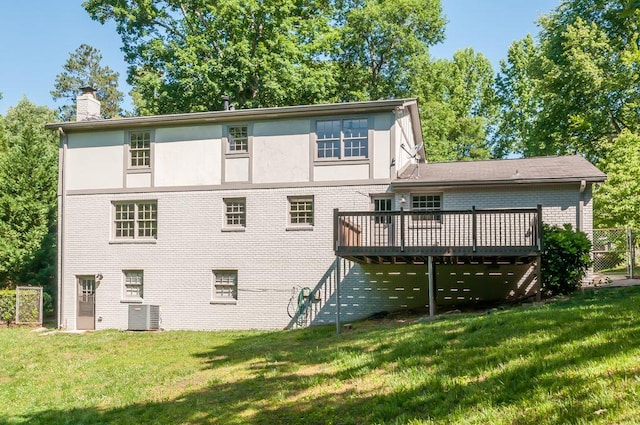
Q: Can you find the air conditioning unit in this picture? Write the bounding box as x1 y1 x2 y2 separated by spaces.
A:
128 305 160 331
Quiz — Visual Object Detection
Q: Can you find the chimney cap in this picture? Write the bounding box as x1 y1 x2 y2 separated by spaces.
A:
79 87 97 97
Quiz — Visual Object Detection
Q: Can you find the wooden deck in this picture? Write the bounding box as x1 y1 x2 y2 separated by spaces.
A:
333 206 542 264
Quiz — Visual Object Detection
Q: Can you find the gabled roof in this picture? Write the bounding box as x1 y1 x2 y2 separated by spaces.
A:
393 155 606 188
45 98 420 133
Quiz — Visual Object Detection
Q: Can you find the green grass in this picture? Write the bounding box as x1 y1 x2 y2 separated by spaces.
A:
2 287 640 424
596 265 628 275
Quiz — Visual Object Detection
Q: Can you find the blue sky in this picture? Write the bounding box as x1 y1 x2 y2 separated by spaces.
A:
0 0 560 116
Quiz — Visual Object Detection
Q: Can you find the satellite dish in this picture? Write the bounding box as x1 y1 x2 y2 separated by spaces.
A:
401 142 424 159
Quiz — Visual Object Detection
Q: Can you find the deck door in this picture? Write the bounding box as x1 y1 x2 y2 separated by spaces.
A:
372 197 395 246
77 277 96 330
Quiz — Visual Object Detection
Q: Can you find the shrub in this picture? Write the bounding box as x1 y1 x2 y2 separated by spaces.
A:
0 290 16 325
43 291 53 316
541 224 592 295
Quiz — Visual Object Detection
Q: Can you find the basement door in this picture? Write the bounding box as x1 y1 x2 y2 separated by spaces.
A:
77 276 96 330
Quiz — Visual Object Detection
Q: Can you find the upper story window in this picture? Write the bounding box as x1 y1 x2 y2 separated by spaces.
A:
316 119 368 160
129 131 151 168
114 201 157 240
228 126 248 153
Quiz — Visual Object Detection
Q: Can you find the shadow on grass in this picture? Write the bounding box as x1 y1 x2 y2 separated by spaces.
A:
7 286 640 425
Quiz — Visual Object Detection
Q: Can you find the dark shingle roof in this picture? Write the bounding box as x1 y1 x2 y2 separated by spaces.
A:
393 155 606 188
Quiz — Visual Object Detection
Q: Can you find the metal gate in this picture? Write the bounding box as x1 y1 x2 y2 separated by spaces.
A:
592 228 638 278
15 286 43 325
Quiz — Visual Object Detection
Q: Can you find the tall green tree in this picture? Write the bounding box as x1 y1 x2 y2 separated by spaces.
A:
333 0 445 101
51 44 124 121
414 48 497 161
0 99 58 291
82 0 446 114
0 92 6 154
594 130 640 229
494 0 640 161
83 0 340 114
493 35 543 158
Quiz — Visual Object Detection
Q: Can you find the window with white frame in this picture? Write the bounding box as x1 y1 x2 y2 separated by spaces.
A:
224 198 246 228
114 201 157 239
316 119 368 160
373 196 393 224
129 131 151 168
227 126 248 153
123 270 144 300
213 270 237 301
288 196 314 227
411 194 442 223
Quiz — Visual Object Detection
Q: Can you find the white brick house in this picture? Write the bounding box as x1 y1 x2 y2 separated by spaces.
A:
47 94 606 331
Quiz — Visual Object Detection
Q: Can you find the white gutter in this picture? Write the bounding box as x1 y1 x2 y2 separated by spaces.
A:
578 179 586 231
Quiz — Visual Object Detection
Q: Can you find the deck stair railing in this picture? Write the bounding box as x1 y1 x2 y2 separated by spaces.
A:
334 206 542 258
287 260 355 328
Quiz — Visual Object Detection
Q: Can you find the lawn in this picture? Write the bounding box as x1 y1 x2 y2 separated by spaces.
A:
1 286 640 425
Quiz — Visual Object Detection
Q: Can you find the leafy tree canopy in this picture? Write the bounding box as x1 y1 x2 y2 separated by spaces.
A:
494 0 640 161
414 48 497 161
594 130 640 229
334 0 445 101
0 99 58 290
82 0 446 114
51 44 124 121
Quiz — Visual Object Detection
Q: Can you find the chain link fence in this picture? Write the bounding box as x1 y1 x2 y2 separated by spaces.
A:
592 229 638 277
15 286 43 325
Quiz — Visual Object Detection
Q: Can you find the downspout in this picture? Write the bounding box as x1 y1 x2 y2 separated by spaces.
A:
57 127 67 329
578 180 586 231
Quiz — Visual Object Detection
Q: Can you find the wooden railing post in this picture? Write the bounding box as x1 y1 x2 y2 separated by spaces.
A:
335 256 341 334
472 206 477 252
400 207 405 252
537 204 543 252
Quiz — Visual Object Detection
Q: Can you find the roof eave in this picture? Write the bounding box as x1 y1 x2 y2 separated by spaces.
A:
391 176 607 189
45 98 417 132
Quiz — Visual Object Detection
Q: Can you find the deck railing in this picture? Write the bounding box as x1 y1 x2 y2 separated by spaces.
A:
334 205 542 258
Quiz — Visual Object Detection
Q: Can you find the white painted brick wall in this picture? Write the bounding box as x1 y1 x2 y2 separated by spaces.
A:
61 182 595 330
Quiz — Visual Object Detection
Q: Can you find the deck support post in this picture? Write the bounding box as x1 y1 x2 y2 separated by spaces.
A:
428 256 435 317
535 254 542 302
335 256 341 334
536 204 543 302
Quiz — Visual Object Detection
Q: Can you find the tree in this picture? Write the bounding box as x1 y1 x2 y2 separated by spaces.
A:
493 35 543 158
83 0 340 114
414 48 497 161
51 44 123 121
494 0 640 161
333 0 445 101
82 0 446 114
594 130 640 229
0 99 58 292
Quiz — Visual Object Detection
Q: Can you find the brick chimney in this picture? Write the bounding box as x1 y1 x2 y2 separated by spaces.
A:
76 87 101 121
